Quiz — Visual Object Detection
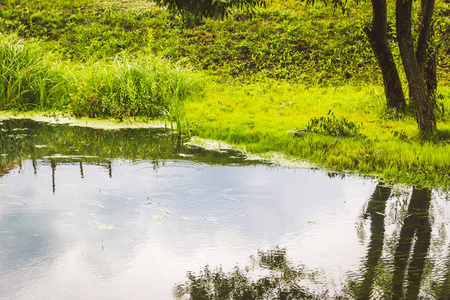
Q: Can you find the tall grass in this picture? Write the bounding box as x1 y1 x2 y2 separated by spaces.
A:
0 34 70 110
71 55 204 124
0 34 205 126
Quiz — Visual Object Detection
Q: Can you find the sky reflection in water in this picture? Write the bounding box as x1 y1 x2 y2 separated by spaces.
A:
0 119 449 299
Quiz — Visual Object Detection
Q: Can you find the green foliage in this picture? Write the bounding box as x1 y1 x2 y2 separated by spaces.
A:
0 0 153 61
0 0 448 85
149 6 378 85
295 110 363 137
70 55 204 121
154 0 266 26
0 33 205 122
391 129 409 141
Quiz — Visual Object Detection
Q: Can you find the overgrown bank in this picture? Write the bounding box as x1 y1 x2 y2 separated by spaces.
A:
0 0 449 189
0 34 204 128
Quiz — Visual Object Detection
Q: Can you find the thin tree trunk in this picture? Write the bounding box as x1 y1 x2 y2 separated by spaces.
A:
364 0 406 111
396 0 436 133
423 45 437 107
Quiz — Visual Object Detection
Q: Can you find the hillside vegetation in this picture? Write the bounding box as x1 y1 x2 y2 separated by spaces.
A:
1 0 449 84
0 0 449 188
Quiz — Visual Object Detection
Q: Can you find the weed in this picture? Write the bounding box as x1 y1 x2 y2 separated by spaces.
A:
392 129 409 141
293 110 364 138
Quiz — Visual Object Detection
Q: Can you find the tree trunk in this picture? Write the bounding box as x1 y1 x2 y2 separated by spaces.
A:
423 45 437 107
416 0 437 104
396 0 436 133
364 0 406 111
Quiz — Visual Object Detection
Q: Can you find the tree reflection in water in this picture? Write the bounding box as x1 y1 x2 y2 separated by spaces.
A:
0 118 266 195
176 185 440 300
354 184 391 300
174 247 320 300
350 185 433 299
391 188 432 300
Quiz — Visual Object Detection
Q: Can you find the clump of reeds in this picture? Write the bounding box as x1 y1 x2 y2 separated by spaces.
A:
0 34 70 111
71 55 204 122
0 34 205 126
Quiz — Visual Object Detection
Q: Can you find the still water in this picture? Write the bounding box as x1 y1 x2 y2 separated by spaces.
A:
0 119 449 299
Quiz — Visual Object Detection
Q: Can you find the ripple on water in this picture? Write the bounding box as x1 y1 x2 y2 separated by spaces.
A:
156 188 251 222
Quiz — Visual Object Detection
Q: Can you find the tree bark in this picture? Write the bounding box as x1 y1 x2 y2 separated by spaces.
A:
396 0 436 133
416 0 437 103
364 0 406 111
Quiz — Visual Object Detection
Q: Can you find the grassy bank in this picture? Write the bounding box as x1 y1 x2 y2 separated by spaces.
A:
0 0 449 189
183 82 450 188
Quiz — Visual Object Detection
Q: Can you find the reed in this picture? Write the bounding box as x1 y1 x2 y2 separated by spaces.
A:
0 34 70 111
0 34 205 126
71 55 204 126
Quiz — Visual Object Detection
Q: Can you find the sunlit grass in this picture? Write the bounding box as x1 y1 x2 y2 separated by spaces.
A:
70 54 205 124
184 82 450 188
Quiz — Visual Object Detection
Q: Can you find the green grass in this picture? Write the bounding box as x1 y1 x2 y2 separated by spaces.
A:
0 0 449 188
1 0 448 85
183 82 450 188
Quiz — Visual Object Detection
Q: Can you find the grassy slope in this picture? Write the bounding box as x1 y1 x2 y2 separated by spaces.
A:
0 0 449 188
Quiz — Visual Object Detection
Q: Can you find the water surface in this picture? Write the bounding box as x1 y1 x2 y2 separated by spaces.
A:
0 119 449 299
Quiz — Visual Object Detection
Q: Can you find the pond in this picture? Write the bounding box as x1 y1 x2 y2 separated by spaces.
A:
0 118 449 299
